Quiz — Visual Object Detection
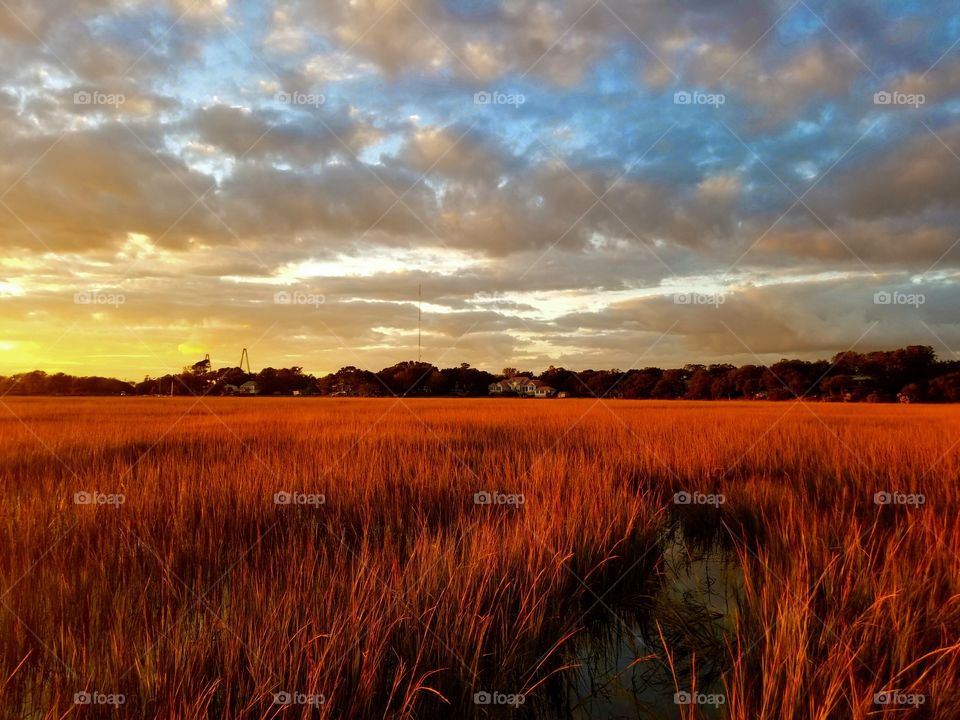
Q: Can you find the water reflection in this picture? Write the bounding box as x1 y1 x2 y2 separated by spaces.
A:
534 531 743 719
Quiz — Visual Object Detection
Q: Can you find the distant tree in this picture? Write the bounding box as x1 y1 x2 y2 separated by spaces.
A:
376 361 444 396
928 372 960 403
0 370 132 395
683 368 714 399
47 372 74 395
253 367 315 395
652 369 688 399
886 346 937 392
766 359 828 399
212 367 250 392
85 376 133 395
821 375 856 402
14 371 48 395
730 365 764 398
576 369 622 397
134 376 157 395
682 364 736 400
186 357 211 375
3 344 959 402
620 368 663 399
440 363 496 396
707 364 737 399
318 366 381 396
898 383 924 404
830 351 864 376
538 366 580 395
172 370 212 395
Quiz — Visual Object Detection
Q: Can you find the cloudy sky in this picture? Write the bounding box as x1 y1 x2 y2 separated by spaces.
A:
0 0 958 378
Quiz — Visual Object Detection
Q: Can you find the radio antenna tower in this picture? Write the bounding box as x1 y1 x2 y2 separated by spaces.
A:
418 284 422 362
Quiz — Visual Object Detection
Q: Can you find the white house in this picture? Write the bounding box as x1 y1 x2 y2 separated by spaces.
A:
507 376 529 392
525 379 557 397
238 380 260 395
488 379 514 394
488 377 557 397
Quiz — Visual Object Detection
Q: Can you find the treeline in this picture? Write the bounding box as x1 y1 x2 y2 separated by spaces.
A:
0 372 133 396
4 345 960 402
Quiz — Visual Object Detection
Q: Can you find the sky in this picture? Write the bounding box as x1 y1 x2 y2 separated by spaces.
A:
0 0 959 379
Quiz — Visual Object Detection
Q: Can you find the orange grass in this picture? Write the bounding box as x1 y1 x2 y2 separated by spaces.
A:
0 398 958 718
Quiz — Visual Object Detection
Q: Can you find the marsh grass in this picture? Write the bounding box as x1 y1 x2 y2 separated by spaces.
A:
0 398 958 718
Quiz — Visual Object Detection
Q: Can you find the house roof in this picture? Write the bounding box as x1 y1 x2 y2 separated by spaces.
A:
489 377 556 394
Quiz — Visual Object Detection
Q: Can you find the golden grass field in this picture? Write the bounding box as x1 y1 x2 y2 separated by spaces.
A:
1 397 958 718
